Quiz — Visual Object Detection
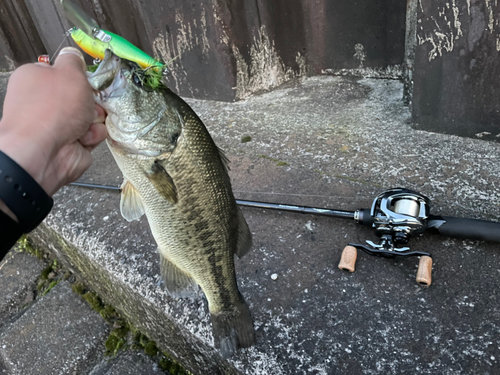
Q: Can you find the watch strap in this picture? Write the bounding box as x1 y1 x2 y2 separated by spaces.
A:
0 150 53 232
0 209 24 259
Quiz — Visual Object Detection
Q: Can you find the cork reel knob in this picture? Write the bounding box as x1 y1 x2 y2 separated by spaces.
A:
338 245 357 272
416 255 433 286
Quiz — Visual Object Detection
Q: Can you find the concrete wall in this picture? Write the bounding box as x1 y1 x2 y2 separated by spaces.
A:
2 1 497 140
0 0 406 100
412 0 500 140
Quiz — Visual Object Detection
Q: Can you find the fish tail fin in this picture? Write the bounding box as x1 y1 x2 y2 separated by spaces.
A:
210 293 255 358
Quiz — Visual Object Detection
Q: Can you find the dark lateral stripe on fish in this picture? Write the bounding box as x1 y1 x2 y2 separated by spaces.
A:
205 251 235 310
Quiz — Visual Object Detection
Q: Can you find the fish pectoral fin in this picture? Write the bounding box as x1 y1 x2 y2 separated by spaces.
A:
159 255 197 296
217 146 230 173
235 207 253 258
120 180 145 222
145 160 178 204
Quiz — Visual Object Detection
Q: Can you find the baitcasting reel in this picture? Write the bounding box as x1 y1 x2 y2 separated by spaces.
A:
339 188 434 286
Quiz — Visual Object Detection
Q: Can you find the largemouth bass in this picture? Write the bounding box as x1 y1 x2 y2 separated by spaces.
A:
87 50 254 357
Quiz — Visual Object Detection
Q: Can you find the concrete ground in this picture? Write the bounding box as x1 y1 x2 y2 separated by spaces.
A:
2 72 500 374
0 248 169 375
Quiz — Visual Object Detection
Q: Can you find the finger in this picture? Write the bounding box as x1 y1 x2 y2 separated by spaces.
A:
53 47 86 72
34 62 52 68
94 104 106 123
67 147 93 184
84 144 100 152
79 122 108 147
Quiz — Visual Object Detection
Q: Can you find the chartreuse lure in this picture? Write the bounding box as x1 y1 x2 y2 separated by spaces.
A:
60 0 166 89
69 27 164 72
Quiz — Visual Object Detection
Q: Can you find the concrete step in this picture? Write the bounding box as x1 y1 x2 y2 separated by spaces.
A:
0 250 44 323
0 249 180 375
30 76 500 374
0 280 108 375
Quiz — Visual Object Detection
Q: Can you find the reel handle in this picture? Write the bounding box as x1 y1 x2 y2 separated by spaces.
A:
428 216 500 243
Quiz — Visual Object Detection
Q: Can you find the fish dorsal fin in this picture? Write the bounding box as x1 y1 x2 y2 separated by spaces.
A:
159 254 197 297
120 180 145 222
235 206 253 258
217 146 230 173
145 160 178 204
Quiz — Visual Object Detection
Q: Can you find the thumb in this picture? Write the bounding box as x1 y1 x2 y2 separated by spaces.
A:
53 47 87 72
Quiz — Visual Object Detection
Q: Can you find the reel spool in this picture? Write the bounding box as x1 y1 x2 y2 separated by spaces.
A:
339 188 433 286
369 188 430 247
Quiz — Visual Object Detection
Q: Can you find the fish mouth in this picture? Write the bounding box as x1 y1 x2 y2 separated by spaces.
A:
99 69 127 101
87 49 121 92
87 49 129 104
89 49 164 156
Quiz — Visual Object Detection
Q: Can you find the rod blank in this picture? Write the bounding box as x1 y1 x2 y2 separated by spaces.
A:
236 200 355 220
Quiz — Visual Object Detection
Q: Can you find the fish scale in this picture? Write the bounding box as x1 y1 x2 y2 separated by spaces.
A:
90 50 254 357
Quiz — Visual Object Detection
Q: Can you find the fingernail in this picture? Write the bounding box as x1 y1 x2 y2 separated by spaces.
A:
58 47 86 68
93 109 105 123
59 47 84 59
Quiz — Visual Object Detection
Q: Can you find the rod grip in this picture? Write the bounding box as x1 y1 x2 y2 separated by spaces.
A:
338 246 357 272
416 256 432 286
428 215 500 243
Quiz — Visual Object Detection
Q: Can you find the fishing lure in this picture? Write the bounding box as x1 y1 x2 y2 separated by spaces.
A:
38 55 50 64
69 27 165 72
60 0 165 73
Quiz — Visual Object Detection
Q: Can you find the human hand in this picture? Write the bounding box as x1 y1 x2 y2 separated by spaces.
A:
0 47 107 197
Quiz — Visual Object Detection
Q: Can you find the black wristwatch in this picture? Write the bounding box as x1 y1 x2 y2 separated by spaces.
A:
0 150 53 233
0 209 24 258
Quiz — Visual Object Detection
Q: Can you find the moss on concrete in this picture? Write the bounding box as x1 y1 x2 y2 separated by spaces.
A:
42 280 59 296
69 280 130 356
16 235 44 260
144 341 158 357
68 276 190 373
99 305 116 321
159 352 187 374
36 259 62 296
71 282 86 296
104 334 122 356
40 264 53 280
258 154 289 166
83 291 104 312
105 325 130 356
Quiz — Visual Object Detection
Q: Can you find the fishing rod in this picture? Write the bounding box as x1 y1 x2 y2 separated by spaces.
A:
69 182 500 286
69 182 356 219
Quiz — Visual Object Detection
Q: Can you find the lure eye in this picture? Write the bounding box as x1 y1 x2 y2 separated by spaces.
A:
132 73 143 87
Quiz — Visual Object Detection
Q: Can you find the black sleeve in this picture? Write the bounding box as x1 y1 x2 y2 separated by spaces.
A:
0 210 24 260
